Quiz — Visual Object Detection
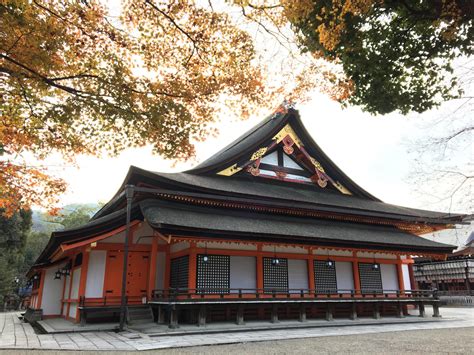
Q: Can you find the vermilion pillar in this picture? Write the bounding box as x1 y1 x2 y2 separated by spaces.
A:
188 242 197 293
256 244 263 291
76 248 90 321
352 251 361 294
307 249 315 292
147 235 158 299
396 257 405 293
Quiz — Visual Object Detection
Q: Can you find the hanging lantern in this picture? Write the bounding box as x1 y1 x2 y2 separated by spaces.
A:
203 243 209 263
272 246 279 266
54 270 62 280
325 248 334 268
326 259 334 268
372 254 379 270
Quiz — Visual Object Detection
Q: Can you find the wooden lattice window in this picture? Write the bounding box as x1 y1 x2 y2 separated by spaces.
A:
197 254 230 294
263 257 288 293
358 262 383 293
170 255 189 291
314 260 337 293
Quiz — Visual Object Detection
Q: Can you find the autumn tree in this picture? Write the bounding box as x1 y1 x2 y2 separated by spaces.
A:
0 0 273 215
237 0 473 115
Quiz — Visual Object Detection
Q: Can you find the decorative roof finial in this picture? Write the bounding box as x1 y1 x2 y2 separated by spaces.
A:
271 99 295 119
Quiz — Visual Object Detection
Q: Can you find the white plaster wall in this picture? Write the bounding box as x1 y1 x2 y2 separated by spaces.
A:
402 264 411 291
261 151 278 165
69 303 77 318
85 251 107 298
41 264 66 315
263 245 306 254
70 268 81 299
314 249 352 257
170 241 190 253
230 256 256 293
100 231 125 244
288 259 308 292
155 251 166 290
283 154 303 170
336 261 354 293
357 252 397 260
260 170 277 177
197 241 257 251
285 174 311 182
381 263 399 293
133 222 154 244
62 302 67 316
63 275 70 299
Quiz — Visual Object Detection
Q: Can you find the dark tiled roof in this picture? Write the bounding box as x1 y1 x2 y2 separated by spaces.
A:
141 199 455 254
129 168 464 223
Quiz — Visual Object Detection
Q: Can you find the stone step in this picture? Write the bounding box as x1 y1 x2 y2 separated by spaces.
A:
126 306 153 324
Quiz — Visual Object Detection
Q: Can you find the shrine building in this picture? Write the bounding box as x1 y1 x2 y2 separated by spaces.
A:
26 107 468 327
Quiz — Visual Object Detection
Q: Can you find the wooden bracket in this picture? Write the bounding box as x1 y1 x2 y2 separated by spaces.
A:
155 231 172 244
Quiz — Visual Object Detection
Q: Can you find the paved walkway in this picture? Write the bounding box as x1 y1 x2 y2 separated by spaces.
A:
0 307 473 351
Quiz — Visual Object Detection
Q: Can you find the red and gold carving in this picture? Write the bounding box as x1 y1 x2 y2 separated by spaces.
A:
282 135 295 155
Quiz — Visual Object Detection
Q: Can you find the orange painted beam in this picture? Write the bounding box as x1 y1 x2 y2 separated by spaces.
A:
170 235 448 259
60 220 141 252
147 236 158 299
95 243 151 252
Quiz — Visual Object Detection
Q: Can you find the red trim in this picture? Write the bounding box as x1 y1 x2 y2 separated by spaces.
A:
61 221 141 252
95 243 151 252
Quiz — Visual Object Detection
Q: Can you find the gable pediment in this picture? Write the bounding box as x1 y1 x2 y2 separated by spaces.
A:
216 121 352 195
188 106 379 200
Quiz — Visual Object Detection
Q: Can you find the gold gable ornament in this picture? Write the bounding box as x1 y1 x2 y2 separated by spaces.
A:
250 147 268 161
272 124 302 147
334 181 352 195
217 164 242 176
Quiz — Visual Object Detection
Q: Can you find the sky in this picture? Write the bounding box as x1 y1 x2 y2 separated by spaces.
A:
35 1 473 247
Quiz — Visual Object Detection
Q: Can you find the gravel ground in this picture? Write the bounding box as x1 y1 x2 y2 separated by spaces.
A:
1 327 473 355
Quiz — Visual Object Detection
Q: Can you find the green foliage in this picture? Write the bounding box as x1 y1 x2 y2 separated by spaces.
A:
45 204 99 230
292 0 473 114
0 209 32 302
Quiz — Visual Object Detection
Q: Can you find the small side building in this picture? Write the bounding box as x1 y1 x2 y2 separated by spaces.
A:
414 232 474 294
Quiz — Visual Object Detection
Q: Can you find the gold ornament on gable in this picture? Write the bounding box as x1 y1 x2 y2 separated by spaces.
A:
250 147 268 161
